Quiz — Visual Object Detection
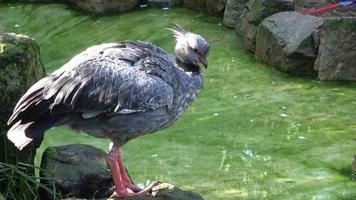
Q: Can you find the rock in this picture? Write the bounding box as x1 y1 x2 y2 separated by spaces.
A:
247 0 295 25
62 183 204 200
255 12 323 74
0 33 45 194
183 0 226 17
223 0 249 28
234 0 255 35
147 0 183 7
352 155 356 180
239 19 258 52
40 144 203 199
67 0 138 14
236 0 295 52
39 144 113 199
314 17 356 81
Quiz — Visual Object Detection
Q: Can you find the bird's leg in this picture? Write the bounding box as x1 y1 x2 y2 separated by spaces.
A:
107 146 130 196
116 148 142 192
107 145 159 197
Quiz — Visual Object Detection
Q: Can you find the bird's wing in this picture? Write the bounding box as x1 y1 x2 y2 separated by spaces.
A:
8 42 175 126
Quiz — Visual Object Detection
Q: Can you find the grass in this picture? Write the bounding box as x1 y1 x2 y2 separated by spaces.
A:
0 162 60 200
0 3 356 199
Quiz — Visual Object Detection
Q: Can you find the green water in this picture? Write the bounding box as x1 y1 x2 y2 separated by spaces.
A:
1 3 356 199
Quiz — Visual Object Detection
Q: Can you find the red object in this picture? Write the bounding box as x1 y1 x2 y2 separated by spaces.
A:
107 146 159 197
301 3 341 15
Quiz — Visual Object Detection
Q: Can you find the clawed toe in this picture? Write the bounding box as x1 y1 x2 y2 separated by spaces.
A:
109 181 160 198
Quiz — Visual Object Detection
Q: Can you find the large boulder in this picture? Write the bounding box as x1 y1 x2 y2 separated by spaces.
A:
247 0 294 25
39 144 113 199
223 0 249 28
314 17 356 81
183 0 226 17
40 144 204 200
255 12 323 74
67 0 138 14
0 32 46 196
236 0 295 52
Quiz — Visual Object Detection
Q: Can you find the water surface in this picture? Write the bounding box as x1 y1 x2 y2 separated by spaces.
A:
0 3 355 199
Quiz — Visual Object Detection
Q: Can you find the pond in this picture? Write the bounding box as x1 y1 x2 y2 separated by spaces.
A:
1 3 356 199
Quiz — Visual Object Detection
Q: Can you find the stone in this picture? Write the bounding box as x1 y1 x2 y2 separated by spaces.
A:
0 33 45 194
39 144 113 199
40 144 203 199
223 0 249 28
62 183 204 200
147 0 183 7
235 0 295 52
239 19 258 52
314 17 356 81
183 0 226 17
67 0 138 14
247 0 295 25
255 12 323 74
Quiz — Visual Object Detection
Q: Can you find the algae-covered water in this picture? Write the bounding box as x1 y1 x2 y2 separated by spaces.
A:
1 3 355 200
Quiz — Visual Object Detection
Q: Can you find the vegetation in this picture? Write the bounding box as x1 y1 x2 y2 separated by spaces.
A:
0 3 355 199
0 162 60 199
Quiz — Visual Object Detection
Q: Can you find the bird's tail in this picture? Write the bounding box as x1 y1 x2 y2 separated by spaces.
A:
7 116 65 150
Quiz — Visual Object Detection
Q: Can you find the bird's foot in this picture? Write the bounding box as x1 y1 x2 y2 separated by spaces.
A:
109 181 160 198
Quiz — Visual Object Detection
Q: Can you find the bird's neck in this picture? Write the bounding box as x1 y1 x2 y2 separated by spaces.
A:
176 58 201 74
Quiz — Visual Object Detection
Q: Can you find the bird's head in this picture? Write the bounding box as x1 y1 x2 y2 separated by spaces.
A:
167 24 209 70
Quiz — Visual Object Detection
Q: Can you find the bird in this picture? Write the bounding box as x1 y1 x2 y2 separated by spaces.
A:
6 24 209 197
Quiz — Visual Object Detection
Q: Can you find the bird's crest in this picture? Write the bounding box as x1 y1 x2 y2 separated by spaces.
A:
166 24 187 39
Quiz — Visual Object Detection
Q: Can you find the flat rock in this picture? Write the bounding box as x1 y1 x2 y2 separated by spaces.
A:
255 11 323 74
314 17 356 81
40 144 203 199
39 144 113 199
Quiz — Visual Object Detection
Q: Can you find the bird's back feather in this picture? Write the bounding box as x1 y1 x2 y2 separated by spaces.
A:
7 41 177 149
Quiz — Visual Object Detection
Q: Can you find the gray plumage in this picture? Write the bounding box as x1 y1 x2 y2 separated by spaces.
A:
7 26 209 150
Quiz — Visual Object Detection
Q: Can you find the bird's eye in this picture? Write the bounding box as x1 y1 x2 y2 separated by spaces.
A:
193 48 198 53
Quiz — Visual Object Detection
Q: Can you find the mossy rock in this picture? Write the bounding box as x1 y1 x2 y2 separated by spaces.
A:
40 144 113 199
247 0 295 25
0 32 45 161
315 17 356 81
0 32 46 196
0 33 45 124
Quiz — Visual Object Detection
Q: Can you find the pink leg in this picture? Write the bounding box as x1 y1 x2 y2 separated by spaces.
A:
116 148 142 192
107 145 159 197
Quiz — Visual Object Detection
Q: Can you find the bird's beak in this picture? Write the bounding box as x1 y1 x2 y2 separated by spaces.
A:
199 56 208 69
